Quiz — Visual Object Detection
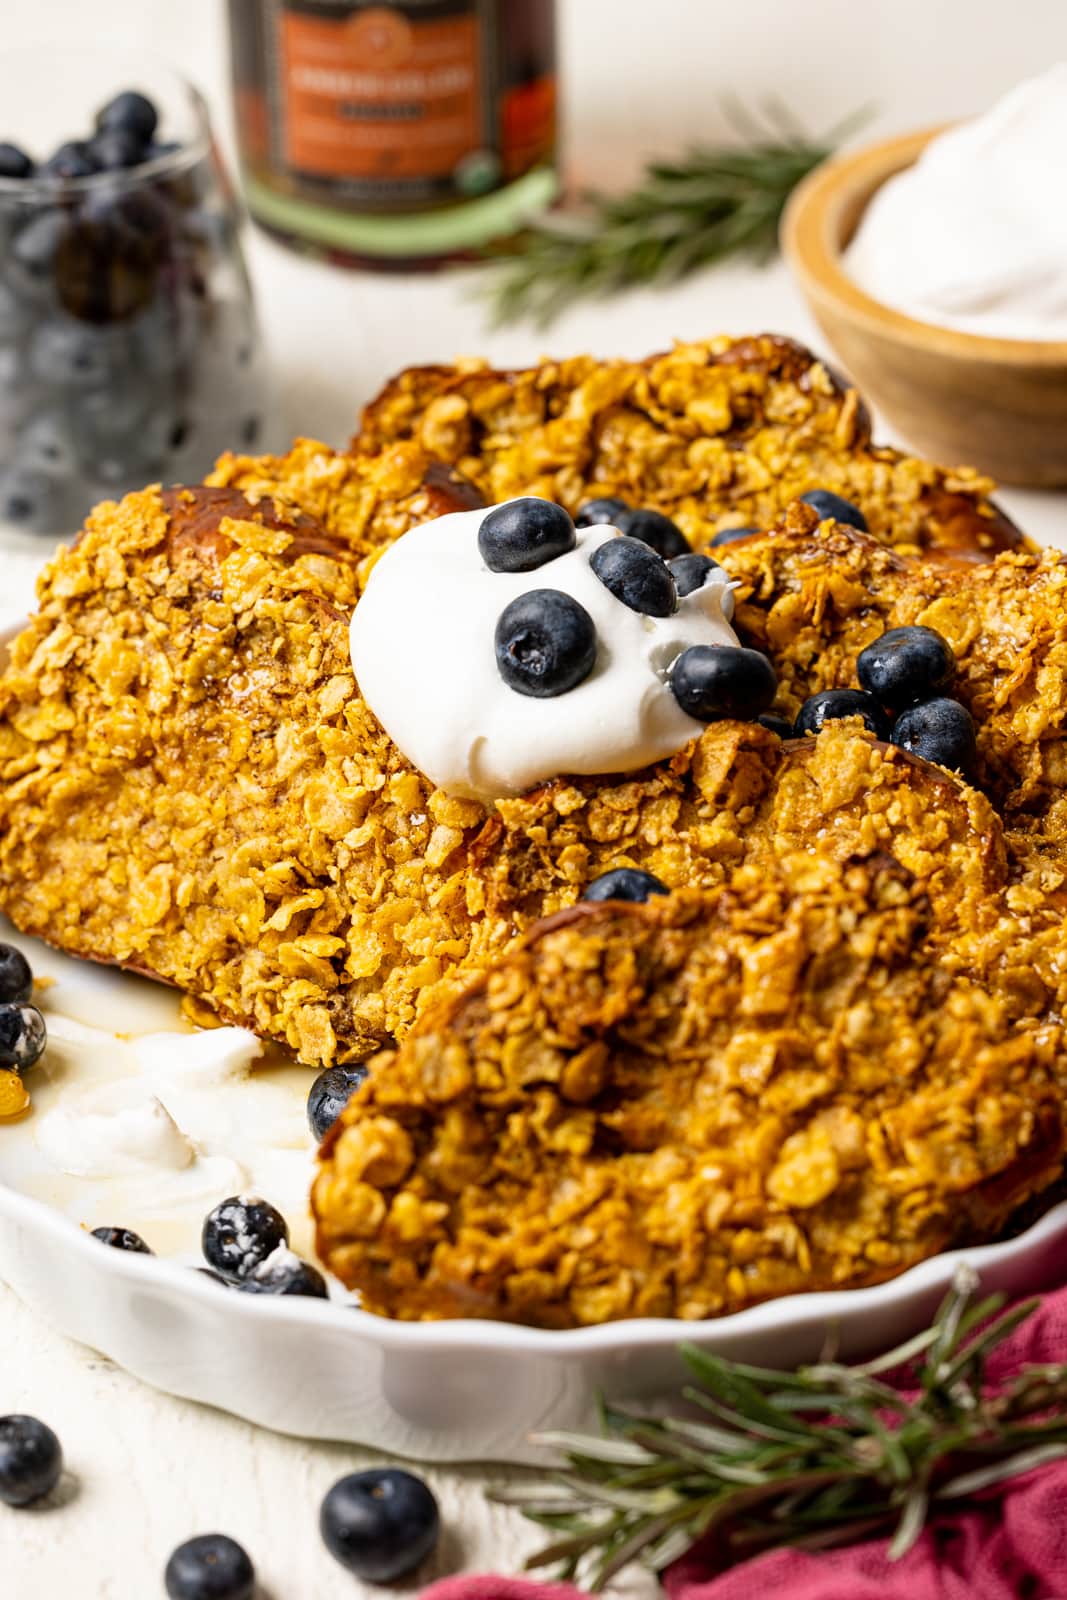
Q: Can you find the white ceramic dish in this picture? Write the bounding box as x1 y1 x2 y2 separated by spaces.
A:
2 621 1067 1464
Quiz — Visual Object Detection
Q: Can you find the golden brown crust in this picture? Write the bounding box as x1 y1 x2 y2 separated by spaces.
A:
353 334 1023 561
314 857 1065 1326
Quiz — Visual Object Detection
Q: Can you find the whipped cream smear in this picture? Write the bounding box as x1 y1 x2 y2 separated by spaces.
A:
350 504 740 803
847 64 1067 341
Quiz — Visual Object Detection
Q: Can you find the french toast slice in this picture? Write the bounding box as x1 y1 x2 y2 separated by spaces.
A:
352 334 1024 562
313 855 1065 1326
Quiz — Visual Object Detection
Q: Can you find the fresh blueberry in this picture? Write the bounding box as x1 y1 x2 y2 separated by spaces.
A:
799 488 868 532
0 143 33 179
670 645 777 723
239 1253 329 1299
575 495 629 528
164 1533 254 1600
891 697 977 776
478 498 576 573
616 506 689 559
710 525 758 547
495 589 597 698
758 713 794 740
0 1004 46 1072
583 868 668 904
0 944 33 1005
857 625 956 710
320 1468 440 1582
43 141 101 181
0 469 63 535
590 534 677 617
9 208 69 289
201 1195 289 1281
0 1416 62 1508
96 90 159 147
793 688 889 739
668 551 721 597
307 1064 369 1142
89 128 145 171
28 321 120 388
17 412 79 479
91 1226 153 1254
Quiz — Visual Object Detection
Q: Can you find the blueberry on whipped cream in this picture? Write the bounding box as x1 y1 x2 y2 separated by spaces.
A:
202 1194 289 1282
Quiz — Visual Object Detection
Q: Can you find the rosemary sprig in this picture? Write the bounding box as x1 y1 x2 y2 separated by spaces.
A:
491 1266 1067 1590
483 105 867 327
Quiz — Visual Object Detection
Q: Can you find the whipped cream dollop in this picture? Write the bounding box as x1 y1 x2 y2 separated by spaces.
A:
350 504 739 803
847 65 1067 341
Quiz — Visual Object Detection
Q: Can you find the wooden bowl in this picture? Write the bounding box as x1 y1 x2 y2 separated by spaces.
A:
781 127 1067 487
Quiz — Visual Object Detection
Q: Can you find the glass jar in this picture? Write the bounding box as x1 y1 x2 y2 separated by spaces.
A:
228 0 558 269
0 47 269 540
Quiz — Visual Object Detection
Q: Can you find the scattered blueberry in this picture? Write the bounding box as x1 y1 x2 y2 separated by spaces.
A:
43 141 100 181
307 1064 369 1142
583 868 669 904
793 688 889 739
668 551 721 596
891 697 977 776
758 712 794 740
670 645 777 723
201 1195 289 1281
164 1533 254 1600
239 1254 329 1299
0 1004 46 1072
88 127 144 171
616 506 689 559
575 495 629 528
590 534 677 617
0 142 33 179
320 1468 440 1582
96 90 159 147
710 525 758 547
0 1415 62 1508
495 589 597 698
479 497 576 573
0 944 33 1005
91 1226 153 1254
799 488 868 532
857 625 956 710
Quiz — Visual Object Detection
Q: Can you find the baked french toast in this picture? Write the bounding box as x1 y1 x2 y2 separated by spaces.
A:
352 334 1025 562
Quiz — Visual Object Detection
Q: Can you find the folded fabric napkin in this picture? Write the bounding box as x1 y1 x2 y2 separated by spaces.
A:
423 1283 1067 1600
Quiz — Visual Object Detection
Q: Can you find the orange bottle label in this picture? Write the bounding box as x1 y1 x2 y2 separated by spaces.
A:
279 6 482 182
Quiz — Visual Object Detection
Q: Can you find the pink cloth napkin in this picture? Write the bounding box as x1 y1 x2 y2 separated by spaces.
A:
423 1283 1067 1600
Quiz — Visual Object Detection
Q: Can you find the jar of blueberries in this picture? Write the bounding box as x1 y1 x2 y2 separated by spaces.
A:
0 51 268 538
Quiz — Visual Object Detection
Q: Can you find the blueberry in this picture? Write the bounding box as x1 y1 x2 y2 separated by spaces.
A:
96 90 159 147
89 128 145 171
799 488 868 532
891 697 977 776
164 1533 254 1600
0 1004 46 1072
590 535 677 617
43 141 100 181
495 589 597 698
28 321 119 387
320 1469 440 1582
239 1254 329 1299
670 645 777 723
758 713 794 740
616 506 689 559
0 944 32 1005
575 495 629 528
0 1416 62 1508
201 1195 289 1281
478 497 576 573
0 143 33 179
91 1226 153 1254
9 208 69 289
307 1064 369 1142
668 551 721 597
0 469 63 535
710 525 758 547
583 868 668 904
793 688 889 739
857 625 956 710
17 412 79 479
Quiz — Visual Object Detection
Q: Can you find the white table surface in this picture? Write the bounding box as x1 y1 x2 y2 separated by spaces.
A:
3 2 1067 1594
